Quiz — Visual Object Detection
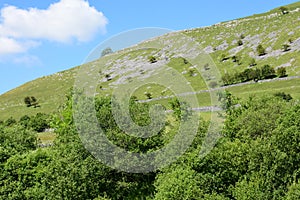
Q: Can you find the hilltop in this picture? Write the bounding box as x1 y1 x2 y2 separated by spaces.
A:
0 1 300 120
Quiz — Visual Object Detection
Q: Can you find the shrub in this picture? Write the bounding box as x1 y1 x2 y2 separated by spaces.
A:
183 58 189 64
282 44 291 52
144 92 152 99
24 96 39 108
221 65 276 86
101 47 113 57
24 96 32 107
19 115 31 128
148 56 157 63
188 67 196 76
274 92 292 102
277 67 287 78
237 39 243 46
4 117 16 126
257 44 266 56
249 58 257 67
261 64 275 79
232 55 241 64
105 74 112 81
29 113 50 132
220 54 229 62
279 6 289 15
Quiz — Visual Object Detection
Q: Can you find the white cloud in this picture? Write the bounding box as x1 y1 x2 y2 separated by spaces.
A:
0 0 108 55
13 55 42 66
0 37 26 54
0 37 40 55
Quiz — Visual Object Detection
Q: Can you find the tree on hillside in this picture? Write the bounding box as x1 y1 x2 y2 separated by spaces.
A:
148 56 157 63
282 44 291 52
277 67 287 78
237 39 243 46
240 34 245 39
279 6 289 15
24 96 32 107
261 65 275 79
232 55 241 65
101 47 113 57
24 96 40 108
256 44 266 56
144 92 152 99
219 53 229 62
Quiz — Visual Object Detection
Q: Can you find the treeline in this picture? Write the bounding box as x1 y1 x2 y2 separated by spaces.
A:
222 65 287 86
1 93 300 199
0 113 50 132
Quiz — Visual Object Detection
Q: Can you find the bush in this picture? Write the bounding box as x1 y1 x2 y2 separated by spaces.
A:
257 44 266 56
276 67 287 78
24 96 32 107
220 54 229 62
232 55 241 64
221 65 276 86
105 74 112 81
101 47 113 57
279 6 289 15
4 117 16 126
24 96 39 108
144 92 152 99
237 39 243 46
274 92 292 102
282 44 291 52
261 65 275 79
285 182 300 200
29 113 50 132
188 67 196 76
148 56 157 63
19 115 31 128
249 58 257 67
183 58 189 64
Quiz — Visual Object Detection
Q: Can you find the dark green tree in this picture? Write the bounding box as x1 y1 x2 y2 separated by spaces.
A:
24 96 32 107
277 67 287 77
4 117 16 127
237 39 243 46
29 113 50 132
256 44 266 56
101 47 113 57
279 6 289 15
24 96 39 108
282 44 291 52
148 56 157 63
261 65 275 79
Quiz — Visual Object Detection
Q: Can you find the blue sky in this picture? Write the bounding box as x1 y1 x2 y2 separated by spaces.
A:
0 0 298 94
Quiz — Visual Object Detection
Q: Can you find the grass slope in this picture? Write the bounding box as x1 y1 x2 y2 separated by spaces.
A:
1 2 300 120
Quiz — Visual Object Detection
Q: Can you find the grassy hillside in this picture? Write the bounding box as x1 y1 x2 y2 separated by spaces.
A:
0 68 76 120
1 1 300 120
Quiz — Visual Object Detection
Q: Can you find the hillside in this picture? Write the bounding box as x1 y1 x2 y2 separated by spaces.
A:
1 1 300 120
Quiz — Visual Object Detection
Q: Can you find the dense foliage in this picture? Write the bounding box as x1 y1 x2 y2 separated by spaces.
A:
221 64 284 86
1 93 300 199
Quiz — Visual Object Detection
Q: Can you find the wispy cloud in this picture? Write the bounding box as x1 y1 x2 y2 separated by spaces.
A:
13 55 42 66
0 0 108 56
